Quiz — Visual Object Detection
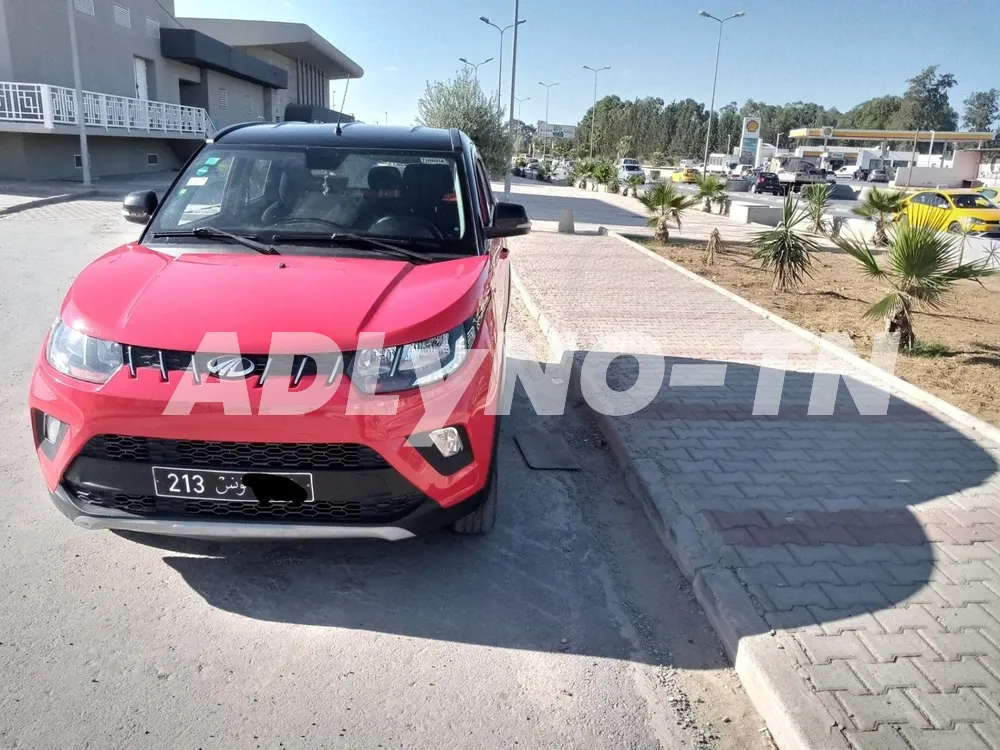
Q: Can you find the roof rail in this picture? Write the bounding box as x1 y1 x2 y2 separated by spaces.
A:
207 120 263 144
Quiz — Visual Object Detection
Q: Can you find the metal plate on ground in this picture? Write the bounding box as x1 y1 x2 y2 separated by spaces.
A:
515 428 580 470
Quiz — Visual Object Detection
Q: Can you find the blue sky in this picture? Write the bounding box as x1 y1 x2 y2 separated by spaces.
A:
176 0 996 129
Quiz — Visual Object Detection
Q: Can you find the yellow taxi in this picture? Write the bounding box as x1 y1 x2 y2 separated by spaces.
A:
672 168 700 184
901 189 1000 236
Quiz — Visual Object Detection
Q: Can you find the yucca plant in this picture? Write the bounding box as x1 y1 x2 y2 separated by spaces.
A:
638 182 699 242
836 214 999 351
801 182 833 234
626 174 644 197
852 187 907 246
696 174 726 213
750 194 821 291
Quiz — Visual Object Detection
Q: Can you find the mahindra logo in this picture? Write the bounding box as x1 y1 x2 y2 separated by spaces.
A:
206 356 256 379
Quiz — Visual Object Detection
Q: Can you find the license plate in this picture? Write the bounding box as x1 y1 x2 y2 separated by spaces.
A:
151 466 314 503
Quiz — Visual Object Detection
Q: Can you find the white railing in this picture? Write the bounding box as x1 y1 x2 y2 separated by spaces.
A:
0 81 215 137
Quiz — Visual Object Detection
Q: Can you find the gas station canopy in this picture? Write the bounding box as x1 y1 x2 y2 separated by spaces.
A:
789 128 993 142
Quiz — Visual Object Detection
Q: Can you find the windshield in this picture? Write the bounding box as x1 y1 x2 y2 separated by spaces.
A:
145 146 470 251
952 194 998 209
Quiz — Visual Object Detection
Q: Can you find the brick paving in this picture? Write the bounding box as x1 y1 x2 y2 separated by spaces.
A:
508 214 1000 749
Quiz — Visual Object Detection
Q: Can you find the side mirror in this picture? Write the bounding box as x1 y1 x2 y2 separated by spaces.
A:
122 190 157 224
485 201 531 239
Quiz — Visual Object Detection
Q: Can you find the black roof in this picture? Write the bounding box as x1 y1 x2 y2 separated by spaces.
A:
212 121 462 151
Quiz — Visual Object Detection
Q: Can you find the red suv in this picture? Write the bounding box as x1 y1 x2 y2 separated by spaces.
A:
29 122 530 539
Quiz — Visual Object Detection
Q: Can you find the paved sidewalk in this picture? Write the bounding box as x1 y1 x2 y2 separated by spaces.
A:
509 227 1000 749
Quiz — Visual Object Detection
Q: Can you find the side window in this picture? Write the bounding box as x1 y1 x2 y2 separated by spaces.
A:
246 159 270 201
473 158 494 226
932 194 949 209
911 193 926 206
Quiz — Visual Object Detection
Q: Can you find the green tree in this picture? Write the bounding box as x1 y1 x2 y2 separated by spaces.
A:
890 66 958 131
802 182 833 234
851 188 907 246
838 96 903 130
750 195 820 291
638 183 698 242
416 68 511 177
695 174 726 213
962 89 999 132
836 216 999 350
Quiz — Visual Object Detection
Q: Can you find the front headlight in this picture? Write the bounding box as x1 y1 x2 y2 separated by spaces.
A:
352 319 478 394
46 320 123 384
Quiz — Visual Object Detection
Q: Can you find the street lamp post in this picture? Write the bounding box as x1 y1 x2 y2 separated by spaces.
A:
583 65 609 159
515 96 529 121
66 0 90 186
459 56 494 81
698 10 744 175
538 81 558 159
480 15 525 112
502 0 522 198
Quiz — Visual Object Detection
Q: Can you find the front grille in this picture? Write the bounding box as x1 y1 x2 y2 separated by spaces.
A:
71 486 425 524
125 345 335 386
80 435 390 471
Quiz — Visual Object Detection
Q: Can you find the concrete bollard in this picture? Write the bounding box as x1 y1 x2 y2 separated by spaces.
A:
558 208 575 234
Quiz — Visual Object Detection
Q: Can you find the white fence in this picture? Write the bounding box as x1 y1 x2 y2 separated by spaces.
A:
0 81 214 137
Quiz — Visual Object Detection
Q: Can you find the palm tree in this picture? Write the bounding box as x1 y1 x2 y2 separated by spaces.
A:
625 174 644 197
570 161 592 190
696 174 726 213
836 215 999 350
750 194 821 291
801 182 832 234
852 187 907 246
638 182 699 242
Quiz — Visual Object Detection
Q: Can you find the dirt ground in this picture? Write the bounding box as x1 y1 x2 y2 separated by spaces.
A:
631 235 1000 428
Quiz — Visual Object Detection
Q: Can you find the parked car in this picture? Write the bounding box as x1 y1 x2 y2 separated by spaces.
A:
867 169 889 183
618 158 640 167
617 163 646 183
818 169 837 184
835 165 868 181
748 172 782 195
29 122 532 539
672 168 700 184
729 164 756 180
900 189 1000 237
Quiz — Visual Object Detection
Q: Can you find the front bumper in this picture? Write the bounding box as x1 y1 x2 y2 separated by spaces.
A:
30 323 502 539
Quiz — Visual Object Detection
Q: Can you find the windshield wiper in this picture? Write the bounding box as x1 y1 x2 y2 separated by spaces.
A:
150 227 280 256
270 232 436 264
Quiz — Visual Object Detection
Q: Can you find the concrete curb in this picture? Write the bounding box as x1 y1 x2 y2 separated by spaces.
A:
609 230 1000 447
509 256 850 749
0 190 97 217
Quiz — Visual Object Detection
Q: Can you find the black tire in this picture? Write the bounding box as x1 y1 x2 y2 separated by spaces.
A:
948 222 964 234
451 437 498 534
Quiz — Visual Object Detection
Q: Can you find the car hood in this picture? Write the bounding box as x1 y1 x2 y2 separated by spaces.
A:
59 244 490 353
958 208 1000 222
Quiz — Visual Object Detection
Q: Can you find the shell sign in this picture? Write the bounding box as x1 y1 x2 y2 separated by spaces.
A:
743 117 761 136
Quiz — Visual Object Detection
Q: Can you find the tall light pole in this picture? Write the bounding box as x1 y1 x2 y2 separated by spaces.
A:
66 0 90 186
502 0 522 198
459 56 494 81
583 65 609 159
515 96 529 121
699 10 744 174
480 15 526 112
539 81 558 159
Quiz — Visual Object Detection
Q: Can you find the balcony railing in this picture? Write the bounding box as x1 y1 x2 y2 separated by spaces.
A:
0 81 215 137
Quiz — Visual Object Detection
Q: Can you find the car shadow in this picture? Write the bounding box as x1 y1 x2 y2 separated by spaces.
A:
126 350 998 665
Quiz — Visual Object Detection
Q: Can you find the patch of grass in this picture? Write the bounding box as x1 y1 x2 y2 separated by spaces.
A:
907 340 958 358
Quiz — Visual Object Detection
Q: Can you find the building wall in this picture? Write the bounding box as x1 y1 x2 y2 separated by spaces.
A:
204 69 264 129
0 0 14 80
0 131 181 180
1 0 184 102
241 45 295 121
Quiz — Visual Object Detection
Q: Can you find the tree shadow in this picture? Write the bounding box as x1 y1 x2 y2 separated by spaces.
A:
123 348 998 664
594 349 998 635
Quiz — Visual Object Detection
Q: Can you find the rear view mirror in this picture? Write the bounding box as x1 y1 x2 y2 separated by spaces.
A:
122 190 157 224
485 201 531 238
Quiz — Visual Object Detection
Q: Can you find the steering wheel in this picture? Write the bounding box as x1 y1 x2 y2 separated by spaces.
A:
269 216 348 230
368 215 444 241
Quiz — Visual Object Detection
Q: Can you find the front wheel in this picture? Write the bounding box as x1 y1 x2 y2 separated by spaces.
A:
452 443 498 534
948 222 964 234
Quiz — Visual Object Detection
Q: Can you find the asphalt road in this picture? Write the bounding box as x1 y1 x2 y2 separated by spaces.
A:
0 200 771 749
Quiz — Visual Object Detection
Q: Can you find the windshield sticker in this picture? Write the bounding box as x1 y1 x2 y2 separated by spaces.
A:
420 157 449 165
186 176 208 187
178 188 187 196
195 166 210 176
204 157 220 166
